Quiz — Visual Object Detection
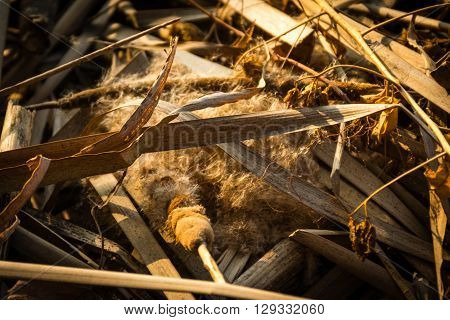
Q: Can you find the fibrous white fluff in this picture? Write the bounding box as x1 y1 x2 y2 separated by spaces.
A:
90 54 322 253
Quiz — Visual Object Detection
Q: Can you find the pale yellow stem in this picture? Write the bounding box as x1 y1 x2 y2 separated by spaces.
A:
313 0 450 157
198 242 227 283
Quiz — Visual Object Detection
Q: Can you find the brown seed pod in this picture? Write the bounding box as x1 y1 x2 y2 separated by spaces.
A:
166 197 214 251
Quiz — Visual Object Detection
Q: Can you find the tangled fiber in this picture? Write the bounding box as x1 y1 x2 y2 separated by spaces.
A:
165 195 214 251
89 53 323 253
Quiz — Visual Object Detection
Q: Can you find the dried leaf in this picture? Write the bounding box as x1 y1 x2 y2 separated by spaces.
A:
372 107 398 141
407 15 436 75
295 82 329 108
158 22 204 41
0 103 399 194
429 190 447 299
283 87 302 108
367 92 399 142
364 92 400 142
425 157 450 199
79 37 179 155
349 215 376 260
0 155 51 230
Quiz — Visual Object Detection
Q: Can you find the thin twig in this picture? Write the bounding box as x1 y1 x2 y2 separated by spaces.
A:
360 3 450 36
296 63 437 141
0 18 180 96
351 151 446 216
275 55 351 102
236 12 326 66
313 0 450 157
186 0 245 38
374 243 416 299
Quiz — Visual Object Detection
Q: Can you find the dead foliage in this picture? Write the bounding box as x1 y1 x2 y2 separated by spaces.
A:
0 0 448 301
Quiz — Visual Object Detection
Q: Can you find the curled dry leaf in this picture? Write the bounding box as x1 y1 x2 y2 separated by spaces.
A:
348 215 376 260
78 37 179 155
0 216 19 244
429 190 447 299
368 95 400 142
284 82 329 109
0 155 51 232
283 87 302 108
372 107 398 142
406 15 436 75
425 156 450 199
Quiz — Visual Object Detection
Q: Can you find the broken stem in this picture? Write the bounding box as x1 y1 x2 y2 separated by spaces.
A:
198 243 227 283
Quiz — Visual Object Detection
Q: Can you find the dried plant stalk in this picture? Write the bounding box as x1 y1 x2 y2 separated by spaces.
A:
290 230 403 298
0 18 180 96
89 174 195 300
0 260 301 300
313 0 450 156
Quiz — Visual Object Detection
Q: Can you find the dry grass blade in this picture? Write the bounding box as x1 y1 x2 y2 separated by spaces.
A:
304 266 363 299
374 243 416 299
89 174 195 300
10 226 91 269
313 0 450 156
79 37 178 155
234 239 304 291
223 0 314 47
0 260 303 300
81 87 260 136
222 251 250 283
0 156 50 231
170 88 261 115
0 18 180 97
290 230 403 298
330 123 345 196
32 213 142 273
315 142 427 239
20 209 98 268
0 104 396 193
428 190 447 299
406 16 435 75
351 152 446 218
156 102 438 262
